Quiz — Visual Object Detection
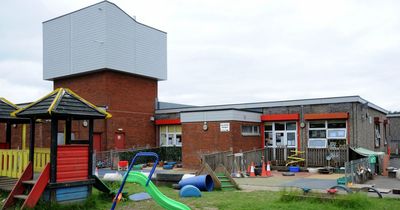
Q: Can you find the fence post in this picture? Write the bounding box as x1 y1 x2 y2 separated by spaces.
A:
305 148 308 167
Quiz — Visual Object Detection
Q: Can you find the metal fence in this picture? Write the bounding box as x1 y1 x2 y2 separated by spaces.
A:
345 157 374 184
94 147 182 169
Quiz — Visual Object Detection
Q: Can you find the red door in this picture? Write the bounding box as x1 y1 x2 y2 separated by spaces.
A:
93 133 101 152
114 132 125 150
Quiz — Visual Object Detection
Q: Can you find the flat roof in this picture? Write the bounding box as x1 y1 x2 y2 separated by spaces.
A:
387 113 400 118
155 95 388 114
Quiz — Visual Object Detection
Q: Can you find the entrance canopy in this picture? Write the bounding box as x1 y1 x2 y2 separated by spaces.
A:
11 88 111 120
350 147 385 157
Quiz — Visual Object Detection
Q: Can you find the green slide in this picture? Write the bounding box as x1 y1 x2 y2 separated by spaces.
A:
127 172 190 210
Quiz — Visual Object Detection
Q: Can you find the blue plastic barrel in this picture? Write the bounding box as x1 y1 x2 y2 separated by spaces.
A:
179 185 202 197
178 175 214 191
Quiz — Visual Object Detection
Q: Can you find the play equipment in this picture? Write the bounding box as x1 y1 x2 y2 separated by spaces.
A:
178 174 214 192
111 152 190 210
179 185 201 197
329 185 353 194
2 88 112 209
285 150 305 166
118 161 129 171
129 192 151 201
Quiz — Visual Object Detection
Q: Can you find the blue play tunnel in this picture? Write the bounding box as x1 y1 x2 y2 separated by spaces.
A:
178 174 214 191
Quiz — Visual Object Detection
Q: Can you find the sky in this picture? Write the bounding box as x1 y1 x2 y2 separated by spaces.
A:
1 0 400 111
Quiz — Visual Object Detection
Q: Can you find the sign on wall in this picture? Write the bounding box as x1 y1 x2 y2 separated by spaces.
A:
220 123 230 132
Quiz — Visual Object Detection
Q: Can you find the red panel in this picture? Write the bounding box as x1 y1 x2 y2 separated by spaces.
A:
114 132 125 150
304 112 349 120
260 122 265 148
3 162 33 209
57 145 89 182
261 114 299 121
22 163 50 209
155 118 181 125
347 119 350 145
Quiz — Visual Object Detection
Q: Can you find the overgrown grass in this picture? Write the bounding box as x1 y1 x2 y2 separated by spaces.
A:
2 184 400 210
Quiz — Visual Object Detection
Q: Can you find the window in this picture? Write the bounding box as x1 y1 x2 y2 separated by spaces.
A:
264 121 297 148
308 139 327 148
308 120 347 148
241 125 260 136
159 125 182 147
375 124 381 148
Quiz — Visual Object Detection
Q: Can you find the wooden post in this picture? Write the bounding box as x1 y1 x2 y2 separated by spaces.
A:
50 118 58 202
22 124 27 150
29 119 35 177
88 119 94 195
65 118 72 145
29 119 35 162
50 118 58 183
6 123 11 149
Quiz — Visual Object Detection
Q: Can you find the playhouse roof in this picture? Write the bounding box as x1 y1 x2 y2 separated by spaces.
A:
0 97 29 123
12 88 112 120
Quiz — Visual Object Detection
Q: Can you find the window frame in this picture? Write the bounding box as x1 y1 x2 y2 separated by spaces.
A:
159 125 182 147
264 121 297 148
241 125 260 136
308 120 347 148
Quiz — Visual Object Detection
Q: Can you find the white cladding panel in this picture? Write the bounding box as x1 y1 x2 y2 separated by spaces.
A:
43 16 71 79
181 110 261 123
43 1 166 80
70 4 106 74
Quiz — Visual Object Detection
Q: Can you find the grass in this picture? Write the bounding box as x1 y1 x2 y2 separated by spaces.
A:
2 183 400 210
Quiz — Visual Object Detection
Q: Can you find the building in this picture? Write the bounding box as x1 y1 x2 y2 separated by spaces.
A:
387 114 400 155
43 1 166 151
155 96 389 168
0 1 393 171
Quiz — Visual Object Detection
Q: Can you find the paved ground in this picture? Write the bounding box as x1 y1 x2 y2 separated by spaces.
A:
234 169 400 198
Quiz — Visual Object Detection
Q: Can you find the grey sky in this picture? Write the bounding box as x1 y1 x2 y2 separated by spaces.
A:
0 0 399 111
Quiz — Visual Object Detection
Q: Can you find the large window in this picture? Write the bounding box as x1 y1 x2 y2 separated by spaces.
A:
264 122 297 148
308 120 346 148
241 125 260 136
160 125 182 147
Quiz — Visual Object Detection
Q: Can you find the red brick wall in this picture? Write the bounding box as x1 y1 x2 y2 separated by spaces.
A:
182 121 261 169
231 122 261 153
54 70 157 150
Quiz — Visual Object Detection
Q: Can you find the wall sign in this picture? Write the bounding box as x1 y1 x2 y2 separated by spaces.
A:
220 123 230 132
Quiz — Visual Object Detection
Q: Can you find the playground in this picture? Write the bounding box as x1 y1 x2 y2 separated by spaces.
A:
2 170 400 210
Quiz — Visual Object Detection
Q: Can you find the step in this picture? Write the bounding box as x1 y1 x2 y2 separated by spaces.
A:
221 183 235 188
222 187 236 191
220 179 231 182
14 194 28 200
22 180 37 185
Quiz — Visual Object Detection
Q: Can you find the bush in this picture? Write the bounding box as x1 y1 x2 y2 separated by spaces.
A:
118 147 182 164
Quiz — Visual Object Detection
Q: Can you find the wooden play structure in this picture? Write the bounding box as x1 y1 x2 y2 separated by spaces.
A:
1 88 111 209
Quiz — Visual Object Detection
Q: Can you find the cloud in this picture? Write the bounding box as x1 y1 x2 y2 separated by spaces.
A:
1 0 400 111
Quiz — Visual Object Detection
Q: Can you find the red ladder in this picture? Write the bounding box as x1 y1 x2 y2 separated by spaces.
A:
1 162 50 209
